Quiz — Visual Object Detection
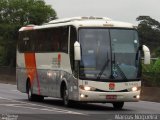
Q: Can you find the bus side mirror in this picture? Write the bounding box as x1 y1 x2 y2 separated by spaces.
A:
74 41 81 61
142 45 150 64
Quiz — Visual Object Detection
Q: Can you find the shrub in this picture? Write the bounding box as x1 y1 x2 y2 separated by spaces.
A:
142 58 160 87
153 58 160 72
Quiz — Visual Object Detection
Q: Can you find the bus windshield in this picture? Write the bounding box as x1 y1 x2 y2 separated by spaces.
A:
79 28 140 80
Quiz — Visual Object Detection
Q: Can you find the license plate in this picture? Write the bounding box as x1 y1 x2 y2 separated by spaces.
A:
106 95 117 100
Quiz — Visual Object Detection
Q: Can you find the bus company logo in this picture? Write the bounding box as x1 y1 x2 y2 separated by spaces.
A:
109 82 115 90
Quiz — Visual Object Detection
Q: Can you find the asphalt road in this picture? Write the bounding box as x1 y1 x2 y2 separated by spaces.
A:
0 83 160 120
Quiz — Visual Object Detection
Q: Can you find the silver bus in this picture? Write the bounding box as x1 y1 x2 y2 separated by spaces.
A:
16 16 150 109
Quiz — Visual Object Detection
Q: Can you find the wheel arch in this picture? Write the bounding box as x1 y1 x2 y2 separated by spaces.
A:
60 79 68 98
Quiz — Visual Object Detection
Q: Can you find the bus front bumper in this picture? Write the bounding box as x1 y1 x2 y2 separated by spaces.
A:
78 90 140 102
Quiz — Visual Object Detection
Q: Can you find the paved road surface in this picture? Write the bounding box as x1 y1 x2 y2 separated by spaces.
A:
0 83 160 120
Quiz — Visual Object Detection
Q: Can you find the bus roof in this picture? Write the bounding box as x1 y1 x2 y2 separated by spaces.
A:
19 16 135 31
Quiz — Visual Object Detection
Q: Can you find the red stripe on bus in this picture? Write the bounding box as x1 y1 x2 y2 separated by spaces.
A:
35 58 41 95
58 53 61 62
24 53 40 95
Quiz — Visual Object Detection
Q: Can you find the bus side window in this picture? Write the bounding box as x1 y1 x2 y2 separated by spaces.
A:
70 26 77 73
60 27 69 53
53 28 61 51
35 30 43 52
18 31 35 53
36 29 52 52
32 27 69 53
18 32 24 52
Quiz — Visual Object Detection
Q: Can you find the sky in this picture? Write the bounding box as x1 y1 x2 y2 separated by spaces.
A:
44 0 160 25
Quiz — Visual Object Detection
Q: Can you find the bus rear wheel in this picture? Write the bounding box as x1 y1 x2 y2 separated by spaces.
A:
27 81 44 101
27 81 35 101
112 102 124 110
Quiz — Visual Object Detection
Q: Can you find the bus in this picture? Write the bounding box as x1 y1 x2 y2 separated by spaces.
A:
16 16 150 109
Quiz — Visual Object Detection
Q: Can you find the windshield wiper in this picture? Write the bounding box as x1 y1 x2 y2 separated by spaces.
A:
97 52 109 80
112 53 128 80
115 63 127 80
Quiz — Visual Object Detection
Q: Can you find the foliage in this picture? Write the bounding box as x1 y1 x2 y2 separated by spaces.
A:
143 58 160 73
142 60 155 73
136 16 160 57
142 58 160 87
137 16 160 86
152 58 160 72
143 72 160 87
155 47 160 57
0 0 57 25
0 0 57 66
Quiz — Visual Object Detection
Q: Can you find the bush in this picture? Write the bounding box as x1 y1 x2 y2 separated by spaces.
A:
142 58 160 87
153 58 160 72
142 60 155 73
155 47 160 57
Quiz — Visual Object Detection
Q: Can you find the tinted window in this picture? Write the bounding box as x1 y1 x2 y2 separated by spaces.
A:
70 26 77 72
18 30 35 52
18 26 69 53
35 27 69 53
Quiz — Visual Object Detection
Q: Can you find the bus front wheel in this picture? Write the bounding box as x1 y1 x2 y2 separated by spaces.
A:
112 102 124 110
62 86 71 106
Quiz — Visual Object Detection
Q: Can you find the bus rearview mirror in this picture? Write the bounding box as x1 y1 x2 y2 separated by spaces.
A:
143 45 150 64
74 41 81 61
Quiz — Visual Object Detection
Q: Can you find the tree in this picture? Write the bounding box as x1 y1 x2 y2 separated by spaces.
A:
0 0 57 66
0 0 57 25
136 16 160 57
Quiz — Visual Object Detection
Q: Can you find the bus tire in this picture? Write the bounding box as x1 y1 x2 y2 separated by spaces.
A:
27 81 34 101
27 81 44 102
62 85 71 107
37 95 44 102
26 81 38 101
112 102 124 110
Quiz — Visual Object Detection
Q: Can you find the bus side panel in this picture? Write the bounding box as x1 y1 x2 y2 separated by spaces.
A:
58 53 79 101
57 53 74 98
16 52 28 93
17 51 40 95
67 74 79 101
35 53 72 98
24 53 40 95
34 52 79 100
17 50 80 100
34 69 60 97
35 53 57 97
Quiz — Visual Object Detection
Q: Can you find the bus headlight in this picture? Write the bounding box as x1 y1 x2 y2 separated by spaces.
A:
132 87 138 92
84 86 91 91
80 94 85 98
128 86 141 92
136 95 140 99
79 85 96 91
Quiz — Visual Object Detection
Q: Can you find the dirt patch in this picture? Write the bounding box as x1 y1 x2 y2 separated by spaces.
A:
0 74 16 85
141 87 160 102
